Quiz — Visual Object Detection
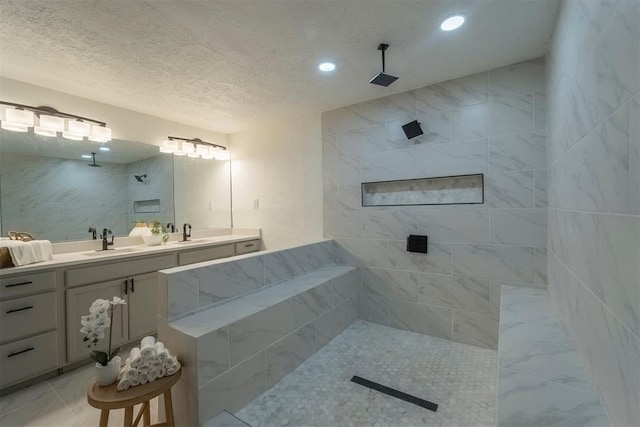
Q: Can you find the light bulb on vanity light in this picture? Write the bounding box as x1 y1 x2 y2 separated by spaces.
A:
1 108 34 132
214 149 230 161
34 115 65 137
63 120 91 140
159 139 178 153
89 125 112 142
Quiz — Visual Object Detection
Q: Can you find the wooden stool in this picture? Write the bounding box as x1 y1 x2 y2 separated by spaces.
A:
87 367 181 427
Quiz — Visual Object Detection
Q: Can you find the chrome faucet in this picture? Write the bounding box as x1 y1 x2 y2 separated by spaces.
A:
182 223 192 242
100 228 114 250
166 222 175 233
88 227 97 240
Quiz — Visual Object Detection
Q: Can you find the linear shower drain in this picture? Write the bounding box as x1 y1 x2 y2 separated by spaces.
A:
350 375 438 412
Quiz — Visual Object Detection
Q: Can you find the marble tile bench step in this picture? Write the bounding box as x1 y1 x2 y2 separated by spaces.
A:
497 286 610 427
157 241 359 426
170 265 358 340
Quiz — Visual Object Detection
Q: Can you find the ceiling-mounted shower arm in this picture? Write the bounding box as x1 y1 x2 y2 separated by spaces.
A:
378 44 389 73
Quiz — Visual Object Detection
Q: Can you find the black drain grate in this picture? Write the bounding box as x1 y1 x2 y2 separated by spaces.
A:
350 375 438 412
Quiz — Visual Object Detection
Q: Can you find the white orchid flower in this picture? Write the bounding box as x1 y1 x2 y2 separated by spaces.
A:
110 296 127 306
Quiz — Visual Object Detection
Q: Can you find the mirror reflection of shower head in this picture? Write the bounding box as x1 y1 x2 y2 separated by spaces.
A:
134 174 147 183
87 152 102 167
369 44 399 87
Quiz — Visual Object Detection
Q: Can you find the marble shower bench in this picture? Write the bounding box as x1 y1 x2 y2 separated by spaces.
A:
156 240 359 426
497 286 609 426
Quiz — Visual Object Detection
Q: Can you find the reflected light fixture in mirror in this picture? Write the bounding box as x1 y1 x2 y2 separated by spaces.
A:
159 136 228 160
0 101 112 142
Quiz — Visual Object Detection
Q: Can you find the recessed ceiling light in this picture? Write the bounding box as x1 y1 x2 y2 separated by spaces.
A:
99 146 110 151
81 154 92 159
440 14 466 31
318 62 336 72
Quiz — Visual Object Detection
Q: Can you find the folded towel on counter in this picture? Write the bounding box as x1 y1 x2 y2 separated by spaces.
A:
0 239 53 267
140 336 156 360
128 347 143 369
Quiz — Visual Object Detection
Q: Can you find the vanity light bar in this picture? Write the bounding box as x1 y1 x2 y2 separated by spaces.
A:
159 136 228 160
0 101 112 142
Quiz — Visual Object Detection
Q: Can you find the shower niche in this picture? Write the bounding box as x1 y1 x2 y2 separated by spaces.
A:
361 174 484 207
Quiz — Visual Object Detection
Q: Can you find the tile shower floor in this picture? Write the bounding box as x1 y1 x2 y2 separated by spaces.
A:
234 320 497 427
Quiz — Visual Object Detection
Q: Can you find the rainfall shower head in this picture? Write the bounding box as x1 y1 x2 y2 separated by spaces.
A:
87 152 102 168
369 44 398 87
134 174 147 183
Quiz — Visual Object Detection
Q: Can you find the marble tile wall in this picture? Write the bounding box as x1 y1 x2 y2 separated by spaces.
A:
0 152 129 241
546 1 639 426
323 57 548 350
158 241 358 425
158 240 338 320
0 152 175 242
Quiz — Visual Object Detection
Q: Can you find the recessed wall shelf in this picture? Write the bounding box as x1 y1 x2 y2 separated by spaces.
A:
361 174 484 207
133 199 161 213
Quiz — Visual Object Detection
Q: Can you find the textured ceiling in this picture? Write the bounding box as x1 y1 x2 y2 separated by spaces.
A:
0 0 559 133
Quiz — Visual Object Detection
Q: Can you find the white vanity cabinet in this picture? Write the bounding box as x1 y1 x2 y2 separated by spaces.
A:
65 254 177 363
0 271 59 389
66 278 129 363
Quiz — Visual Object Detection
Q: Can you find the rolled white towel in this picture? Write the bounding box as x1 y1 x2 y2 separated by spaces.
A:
148 369 158 382
137 364 151 373
130 377 140 387
166 357 181 376
140 336 156 360
157 367 166 378
125 366 138 381
163 356 177 369
150 360 163 370
154 342 170 361
117 377 131 391
128 347 143 369
139 372 150 385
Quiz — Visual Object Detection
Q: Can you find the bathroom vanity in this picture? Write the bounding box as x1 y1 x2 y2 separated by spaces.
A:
0 230 261 394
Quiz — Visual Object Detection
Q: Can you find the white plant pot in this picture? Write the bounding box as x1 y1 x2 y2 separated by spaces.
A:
95 356 121 387
142 233 164 246
129 223 151 237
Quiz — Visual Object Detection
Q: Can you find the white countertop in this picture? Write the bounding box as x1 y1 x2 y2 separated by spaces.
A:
0 232 261 276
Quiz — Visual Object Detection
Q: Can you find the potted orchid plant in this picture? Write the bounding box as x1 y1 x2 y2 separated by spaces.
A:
80 296 126 386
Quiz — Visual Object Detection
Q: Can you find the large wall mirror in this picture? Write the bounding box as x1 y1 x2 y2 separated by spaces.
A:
0 130 231 242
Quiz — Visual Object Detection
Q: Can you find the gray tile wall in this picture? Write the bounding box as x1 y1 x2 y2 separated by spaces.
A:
323 57 548 350
546 1 639 426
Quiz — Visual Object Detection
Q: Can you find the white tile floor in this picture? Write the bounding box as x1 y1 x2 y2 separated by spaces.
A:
235 320 497 427
0 359 159 427
1 321 497 427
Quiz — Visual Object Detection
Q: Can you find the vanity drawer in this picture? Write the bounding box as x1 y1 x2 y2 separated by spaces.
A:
66 254 176 288
0 292 56 344
0 330 58 387
0 271 56 300
235 240 260 255
178 244 235 266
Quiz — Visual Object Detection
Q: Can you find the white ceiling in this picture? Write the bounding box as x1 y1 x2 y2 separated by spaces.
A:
0 0 559 134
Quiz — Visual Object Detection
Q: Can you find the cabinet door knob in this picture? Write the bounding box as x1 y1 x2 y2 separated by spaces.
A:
123 279 128 295
130 278 135 293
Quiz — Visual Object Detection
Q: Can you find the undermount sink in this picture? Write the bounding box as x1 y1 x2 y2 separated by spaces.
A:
82 248 140 257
